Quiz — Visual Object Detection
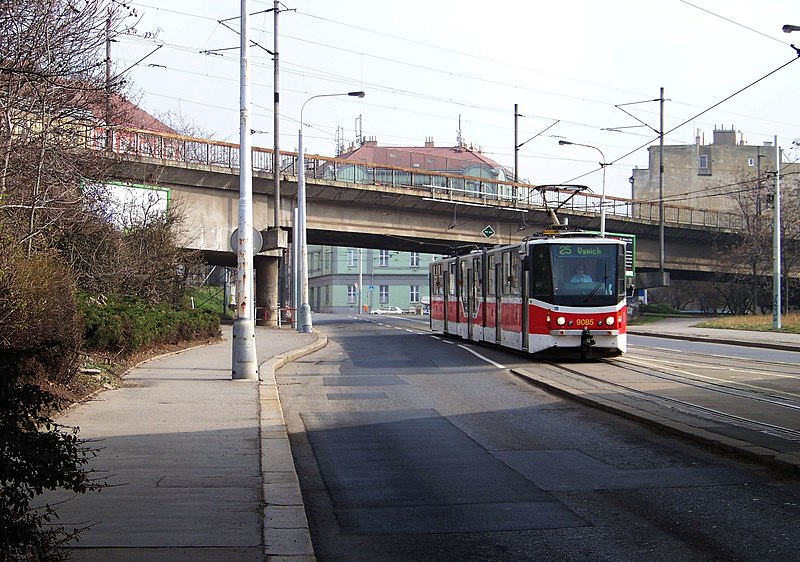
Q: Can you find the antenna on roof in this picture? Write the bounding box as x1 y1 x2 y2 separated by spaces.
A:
335 126 344 156
355 114 363 147
456 114 463 147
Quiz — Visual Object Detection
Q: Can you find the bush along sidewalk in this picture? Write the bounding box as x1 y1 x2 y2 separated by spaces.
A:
79 293 221 356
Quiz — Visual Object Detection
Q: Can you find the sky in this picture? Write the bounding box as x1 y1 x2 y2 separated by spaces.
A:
114 0 800 200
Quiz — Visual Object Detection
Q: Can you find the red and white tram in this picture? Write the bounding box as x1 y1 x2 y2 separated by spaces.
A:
429 231 628 356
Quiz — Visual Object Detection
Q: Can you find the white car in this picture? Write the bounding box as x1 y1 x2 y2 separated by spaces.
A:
368 306 404 315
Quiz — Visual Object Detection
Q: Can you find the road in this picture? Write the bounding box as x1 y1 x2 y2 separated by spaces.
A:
277 314 800 561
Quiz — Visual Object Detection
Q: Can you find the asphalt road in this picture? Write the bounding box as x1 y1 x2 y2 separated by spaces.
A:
277 314 800 561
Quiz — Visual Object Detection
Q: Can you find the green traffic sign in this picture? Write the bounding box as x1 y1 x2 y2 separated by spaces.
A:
482 225 495 238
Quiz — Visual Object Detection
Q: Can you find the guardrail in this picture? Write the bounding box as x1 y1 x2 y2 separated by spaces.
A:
97 127 744 232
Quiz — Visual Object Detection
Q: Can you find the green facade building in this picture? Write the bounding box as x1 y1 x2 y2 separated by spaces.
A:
307 246 437 314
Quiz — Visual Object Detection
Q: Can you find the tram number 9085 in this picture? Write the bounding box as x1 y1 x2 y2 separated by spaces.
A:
575 318 594 326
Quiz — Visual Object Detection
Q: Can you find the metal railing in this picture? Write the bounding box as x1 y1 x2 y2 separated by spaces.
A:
96 127 744 232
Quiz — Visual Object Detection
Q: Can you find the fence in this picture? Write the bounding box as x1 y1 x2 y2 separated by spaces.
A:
96 127 744 232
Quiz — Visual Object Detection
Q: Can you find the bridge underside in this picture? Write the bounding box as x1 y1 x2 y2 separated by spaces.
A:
109 156 757 281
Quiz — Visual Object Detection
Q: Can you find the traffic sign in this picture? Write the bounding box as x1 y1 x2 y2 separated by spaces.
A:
482 225 495 238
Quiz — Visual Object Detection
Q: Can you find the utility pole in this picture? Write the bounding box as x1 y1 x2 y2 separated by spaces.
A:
105 10 112 151
658 87 665 277
272 0 281 230
773 135 782 330
232 0 258 380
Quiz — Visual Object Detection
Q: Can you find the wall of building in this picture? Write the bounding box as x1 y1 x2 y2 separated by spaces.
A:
308 245 437 314
631 129 783 214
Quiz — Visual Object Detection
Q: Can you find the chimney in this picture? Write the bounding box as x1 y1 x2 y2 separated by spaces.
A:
363 136 378 147
424 137 434 148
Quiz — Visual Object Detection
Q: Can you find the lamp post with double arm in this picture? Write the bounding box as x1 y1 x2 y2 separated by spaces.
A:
296 91 366 333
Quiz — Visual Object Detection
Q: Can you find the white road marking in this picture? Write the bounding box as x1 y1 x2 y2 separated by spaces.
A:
457 344 505 369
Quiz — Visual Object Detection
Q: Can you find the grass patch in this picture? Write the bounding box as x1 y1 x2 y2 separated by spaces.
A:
695 313 800 334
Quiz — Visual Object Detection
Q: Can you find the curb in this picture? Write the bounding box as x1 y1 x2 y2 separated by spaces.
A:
511 367 800 477
259 331 328 561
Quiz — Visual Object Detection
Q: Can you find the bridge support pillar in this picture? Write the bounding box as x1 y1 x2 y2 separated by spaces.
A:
255 255 279 327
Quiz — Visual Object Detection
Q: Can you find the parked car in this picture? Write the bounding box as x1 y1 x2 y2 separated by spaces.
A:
368 306 404 315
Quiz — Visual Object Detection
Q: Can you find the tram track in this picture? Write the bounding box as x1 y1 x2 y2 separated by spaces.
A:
510 349 800 474
547 358 800 442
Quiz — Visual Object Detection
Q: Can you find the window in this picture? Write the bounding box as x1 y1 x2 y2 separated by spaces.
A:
410 285 420 303
379 249 390 267
347 284 357 304
379 285 389 303
347 248 357 267
409 252 420 268
699 154 708 169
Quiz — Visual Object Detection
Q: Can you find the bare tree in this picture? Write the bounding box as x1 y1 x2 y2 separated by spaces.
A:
0 0 134 255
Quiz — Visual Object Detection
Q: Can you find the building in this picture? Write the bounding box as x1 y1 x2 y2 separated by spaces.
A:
631 127 787 214
307 246 437 314
307 137 510 314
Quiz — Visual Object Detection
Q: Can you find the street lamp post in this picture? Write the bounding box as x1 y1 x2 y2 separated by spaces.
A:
297 91 365 333
558 140 608 236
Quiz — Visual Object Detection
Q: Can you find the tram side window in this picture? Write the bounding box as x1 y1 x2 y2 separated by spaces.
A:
532 245 553 298
474 257 483 296
432 264 443 296
487 255 496 296
502 250 520 295
460 259 468 302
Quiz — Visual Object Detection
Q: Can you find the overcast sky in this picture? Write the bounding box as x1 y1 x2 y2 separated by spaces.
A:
116 0 800 199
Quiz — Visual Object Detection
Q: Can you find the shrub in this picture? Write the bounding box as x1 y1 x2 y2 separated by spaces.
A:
79 294 221 355
641 303 681 315
0 243 99 560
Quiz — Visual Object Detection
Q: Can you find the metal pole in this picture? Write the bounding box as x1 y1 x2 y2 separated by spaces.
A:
513 104 519 200
292 207 298 330
232 0 258 380
358 248 363 314
272 0 281 228
297 122 312 333
773 135 782 330
658 87 665 274
297 91 365 333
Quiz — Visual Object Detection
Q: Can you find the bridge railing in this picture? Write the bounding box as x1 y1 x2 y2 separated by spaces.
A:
99 127 744 231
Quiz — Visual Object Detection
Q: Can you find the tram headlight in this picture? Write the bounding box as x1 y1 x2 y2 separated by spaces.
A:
606 316 615 326
556 316 566 326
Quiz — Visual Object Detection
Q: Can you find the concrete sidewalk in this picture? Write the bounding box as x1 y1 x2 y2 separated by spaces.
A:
51 325 324 561
628 316 800 351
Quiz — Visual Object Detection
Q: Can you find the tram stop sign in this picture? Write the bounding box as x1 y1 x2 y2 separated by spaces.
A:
482 225 495 238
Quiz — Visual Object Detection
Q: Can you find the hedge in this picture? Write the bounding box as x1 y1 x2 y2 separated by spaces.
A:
79 294 221 355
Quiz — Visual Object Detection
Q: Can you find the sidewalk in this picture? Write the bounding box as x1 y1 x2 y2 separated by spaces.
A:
627 316 800 351
51 324 324 561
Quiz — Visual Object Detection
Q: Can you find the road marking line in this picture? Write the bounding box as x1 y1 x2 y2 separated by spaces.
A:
457 344 505 369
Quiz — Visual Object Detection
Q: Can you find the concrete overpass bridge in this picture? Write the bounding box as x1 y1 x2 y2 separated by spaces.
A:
103 128 748 284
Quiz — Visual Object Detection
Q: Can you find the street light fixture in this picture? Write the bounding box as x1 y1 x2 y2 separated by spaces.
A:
297 90 366 333
558 140 608 236
782 24 800 33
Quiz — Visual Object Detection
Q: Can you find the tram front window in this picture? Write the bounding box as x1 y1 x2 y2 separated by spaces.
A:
550 244 621 304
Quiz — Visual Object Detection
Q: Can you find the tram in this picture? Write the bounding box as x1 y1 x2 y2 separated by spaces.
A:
429 231 628 356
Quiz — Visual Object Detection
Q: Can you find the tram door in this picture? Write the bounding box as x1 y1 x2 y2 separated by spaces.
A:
466 267 474 340
442 266 451 333
492 257 502 344
521 263 529 351
465 256 480 340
